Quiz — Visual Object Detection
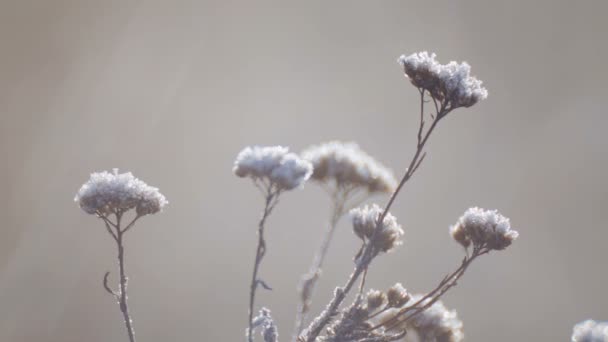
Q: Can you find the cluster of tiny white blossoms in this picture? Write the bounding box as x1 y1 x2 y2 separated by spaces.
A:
301 141 397 193
572 320 608 342
233 146 313 191
450 207 519 251
404 295 464 342
398 51 488 110
350 204 404 253
74 169 168 216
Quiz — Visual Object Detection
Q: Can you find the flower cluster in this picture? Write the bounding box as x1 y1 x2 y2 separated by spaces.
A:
74 169 168 216
405 295 464 342
233 146 313 191
365 289 386 311
301 141 397 193
250 308 278 342
572 320 608 342
450 207 519 251
398 51 488 110
350 204 404 253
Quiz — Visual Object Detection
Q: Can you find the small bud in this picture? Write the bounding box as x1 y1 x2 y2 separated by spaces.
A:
365 289 386 311
386 283 410 308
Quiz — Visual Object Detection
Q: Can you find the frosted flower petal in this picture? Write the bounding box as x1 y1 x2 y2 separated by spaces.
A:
74 169 168 216
301 141 397 193
450 207 519 251
398 51 488 109
572 320 608 342
350 204 404 253
233 145 313 191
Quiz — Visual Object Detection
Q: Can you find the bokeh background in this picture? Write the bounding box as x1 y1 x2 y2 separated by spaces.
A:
1 0 607 341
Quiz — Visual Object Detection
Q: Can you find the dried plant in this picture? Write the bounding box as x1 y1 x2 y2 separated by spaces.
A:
235 51 518 342
74 169 168 342
74 51 599 342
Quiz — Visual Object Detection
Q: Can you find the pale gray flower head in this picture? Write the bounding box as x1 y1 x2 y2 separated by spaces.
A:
450 207 519 251
233 145 313 191
74 169 168 216
406 295 464 342
572 320 608 342
350 204 404 253
301 141 397 193
398 51 488 110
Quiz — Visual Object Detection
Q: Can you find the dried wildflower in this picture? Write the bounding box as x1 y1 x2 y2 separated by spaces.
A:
572 320 608 342
386 283 410 308
350 204 404 253
398 52 488 110
382 295 463 342
301 141 397 193
74 169 168 216
233 145 313 191
366 289 387 312
250 308 279 342
450 207 519 251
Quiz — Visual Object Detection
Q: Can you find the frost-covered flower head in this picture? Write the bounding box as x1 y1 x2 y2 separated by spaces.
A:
398 52 488 110
350 204 404 253
233 145 313 191
406 295 464 342
572 320 608 342
74 169 168 216
450 207 518 251
301 141 397 193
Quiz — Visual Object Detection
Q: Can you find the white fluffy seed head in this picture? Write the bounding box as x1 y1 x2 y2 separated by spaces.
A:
450 207 519 251
301 141 397 193
233 145 313 191
572 320 608 342
398 51 488 109
350 204 404 253
74 169 168 216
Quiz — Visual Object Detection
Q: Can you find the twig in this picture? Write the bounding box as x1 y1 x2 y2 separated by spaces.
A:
374 247 488 332
248 186 279 342
101 210 139 342
292 187 348 340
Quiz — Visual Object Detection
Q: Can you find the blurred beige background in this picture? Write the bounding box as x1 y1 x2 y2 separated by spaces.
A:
1 0 607 341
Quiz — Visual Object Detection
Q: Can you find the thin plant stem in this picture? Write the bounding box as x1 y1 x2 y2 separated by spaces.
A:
373 247 489 332
101 211 141 342
248 187 279 342
301 92 449 341
292 188 347 340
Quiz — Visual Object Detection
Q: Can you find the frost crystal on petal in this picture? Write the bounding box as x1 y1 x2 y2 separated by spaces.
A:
398 51 488 110
572 320 608 342
301 141 397 193
350 204 404 253
233 145 313 191
74 169 168 216
450 207 519 251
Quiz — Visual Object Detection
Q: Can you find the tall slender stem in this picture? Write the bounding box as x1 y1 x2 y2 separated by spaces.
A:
248 189 277 342
292 190 346 340
301 93 449 341
116 231 136 342
101 211 138 342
